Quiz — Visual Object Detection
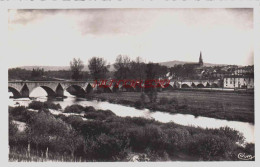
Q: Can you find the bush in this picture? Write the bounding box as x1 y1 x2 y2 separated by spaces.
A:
9 106 37 123
28 101 61 110
86 133 125 160
64 104 85 113
84 112 107 120
9 116 19 145
159 97 169 105
134 100 144 109
168 97 179 106
164 127 191 154
244 143 255 155
189 134 236 160
206 127 245 144
125 117 156 126
140 93 146 104
43 101 61 110
79 120 109 137
84 106 96 113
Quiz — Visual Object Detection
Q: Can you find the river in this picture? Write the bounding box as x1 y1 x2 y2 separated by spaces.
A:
8 87 255 144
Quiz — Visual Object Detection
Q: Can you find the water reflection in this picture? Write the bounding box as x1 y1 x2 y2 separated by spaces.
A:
8 87 255 144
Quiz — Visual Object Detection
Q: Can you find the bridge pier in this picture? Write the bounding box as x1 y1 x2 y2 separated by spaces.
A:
55 84 64 97
20 84 30 98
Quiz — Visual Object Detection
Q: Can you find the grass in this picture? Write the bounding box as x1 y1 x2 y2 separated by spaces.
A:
91 90 254 123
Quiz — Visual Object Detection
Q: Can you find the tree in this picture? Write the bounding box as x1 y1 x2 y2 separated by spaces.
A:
31 68 44 78
70 58 84 81
113 55 131 79
88 57 108 80
145 63 159 103
130 57 146 80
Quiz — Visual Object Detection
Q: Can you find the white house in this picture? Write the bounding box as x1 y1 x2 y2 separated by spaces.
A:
224 76 254 89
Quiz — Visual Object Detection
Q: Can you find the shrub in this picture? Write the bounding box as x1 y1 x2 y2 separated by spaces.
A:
168 97 179 106
98 109 115 117
9 106 26 115
9 106 37 123
64 104 84 113
244 143 255 155
86 133 125 160
143 125 167 151
9 116 19 145
84 106 96 113
84 112 107 120
206 127 245 144
134 100 144 109
189 134 236 160
126 117 156 126
159 97 169 105
79 121 109 138
28 101 44 110
43 101 61 110
28 101 61 110
140 93 146 104
164 127 191 154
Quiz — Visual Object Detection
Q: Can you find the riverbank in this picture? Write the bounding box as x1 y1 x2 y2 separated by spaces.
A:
89 90 254 123
9 102 254 161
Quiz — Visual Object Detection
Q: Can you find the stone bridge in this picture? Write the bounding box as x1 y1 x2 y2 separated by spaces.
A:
8 81 91 98
8 79 222 98
174 79 221 88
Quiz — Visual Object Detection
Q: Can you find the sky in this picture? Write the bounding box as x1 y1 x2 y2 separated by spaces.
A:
8 8 254 67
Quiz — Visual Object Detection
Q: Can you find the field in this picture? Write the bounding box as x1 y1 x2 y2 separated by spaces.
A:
92 90 254 123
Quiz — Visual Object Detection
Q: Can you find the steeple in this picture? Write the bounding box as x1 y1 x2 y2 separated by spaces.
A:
199 51 203 66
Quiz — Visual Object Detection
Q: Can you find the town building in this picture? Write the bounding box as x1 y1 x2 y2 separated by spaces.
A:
223 75 254 89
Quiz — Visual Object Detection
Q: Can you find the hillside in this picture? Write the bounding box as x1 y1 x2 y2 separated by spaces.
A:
12 60 227 71
159 60 226 67
15 65 115 71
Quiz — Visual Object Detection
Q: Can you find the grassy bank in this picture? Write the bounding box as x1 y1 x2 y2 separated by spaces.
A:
9 102 254 161
89 90 254 123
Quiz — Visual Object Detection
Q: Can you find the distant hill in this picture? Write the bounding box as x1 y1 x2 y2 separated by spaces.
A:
11 65 115 71
159 60 226 67
11 60 230 71
15 66 72 71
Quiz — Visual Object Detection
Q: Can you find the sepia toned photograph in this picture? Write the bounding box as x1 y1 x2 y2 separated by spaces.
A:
7 8 254 162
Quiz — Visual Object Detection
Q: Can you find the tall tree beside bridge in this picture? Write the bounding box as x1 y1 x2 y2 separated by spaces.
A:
144 63 159 103
129 57 146 80
70 58 84 81
113 55 131 79
88 57 108 80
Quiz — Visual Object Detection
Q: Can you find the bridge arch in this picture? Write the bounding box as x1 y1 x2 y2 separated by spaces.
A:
181 84 190 88
211 83 219 88
162 83 173 91
8 87 21 98
30 86 56 97
197 83 205 88
66 85 86 96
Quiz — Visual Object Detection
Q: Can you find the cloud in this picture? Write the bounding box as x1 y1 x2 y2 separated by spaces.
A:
8 8 254 66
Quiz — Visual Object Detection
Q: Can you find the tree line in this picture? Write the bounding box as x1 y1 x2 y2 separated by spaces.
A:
70 55 168 81
9 55 206 81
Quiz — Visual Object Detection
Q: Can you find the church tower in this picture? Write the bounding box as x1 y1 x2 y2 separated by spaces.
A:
199 51 203 66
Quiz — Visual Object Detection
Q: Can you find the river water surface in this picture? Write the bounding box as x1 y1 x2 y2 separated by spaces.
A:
8 88 255 144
